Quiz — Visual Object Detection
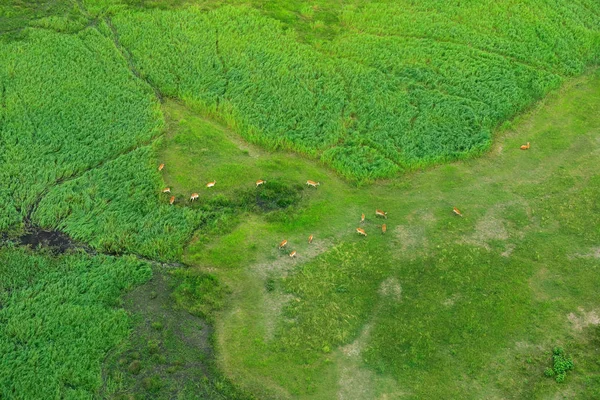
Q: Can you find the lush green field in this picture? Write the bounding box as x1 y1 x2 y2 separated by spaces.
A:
0 248 152 398
0 0 599 399
90 0 598 180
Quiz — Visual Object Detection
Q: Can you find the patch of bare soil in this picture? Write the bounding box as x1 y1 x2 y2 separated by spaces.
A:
336 324 408 399
263 292 294 341
337 324 375 400
442 293 460 307
463 212 509 250
529 267 550 301
337 364 377 400
569 247 600 260
567 307 600 331
378 277 402 302
501 244 515 257
340 324 372 358
392 210 435 256
252 237 334 280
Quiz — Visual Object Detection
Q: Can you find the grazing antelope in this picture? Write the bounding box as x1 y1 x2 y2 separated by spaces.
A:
520 142 530 150
381 224 387 234
356 227 367 236
158 163 165 171
256 180 266 187
169 196 175 205
375 209 387 219
190 193 199 202
162 187 171 193
308 234 313 244
452 207 463 217
306 180 320 188
360 213 365 223
279 239 288 249
289 250 297 258
206 180 216 188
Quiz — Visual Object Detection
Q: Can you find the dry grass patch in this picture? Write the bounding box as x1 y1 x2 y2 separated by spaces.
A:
567 307 600 332
378 277 402 302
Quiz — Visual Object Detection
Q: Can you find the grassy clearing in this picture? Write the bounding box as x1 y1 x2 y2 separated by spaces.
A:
158 70 600 398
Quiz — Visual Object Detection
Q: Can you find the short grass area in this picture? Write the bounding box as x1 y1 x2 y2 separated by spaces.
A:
158 70 600 398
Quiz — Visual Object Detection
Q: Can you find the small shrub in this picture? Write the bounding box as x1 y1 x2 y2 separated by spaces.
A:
166 365 178 374
238 180 303 213
151 321 163 331
545 347 574 383
142 375 163 393
169 269 229 321
128 360 142 375
265 277 276 292
147 339 160 354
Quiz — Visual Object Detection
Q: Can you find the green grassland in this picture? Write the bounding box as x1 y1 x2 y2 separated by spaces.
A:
0 0 599 399
160 71 600 398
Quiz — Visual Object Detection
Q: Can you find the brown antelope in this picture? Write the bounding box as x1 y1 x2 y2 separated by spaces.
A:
375 209 387 219
381 224 387 234
453 207 463 217
289 250 297 258
308 234 314 244
162 187 171 193
158 163 165 171
169 196 175 205
190 193 199 202
279 239 288 249
520 142 530 150
360 213 365 223
356 227 367 236
256 180 266 187
306 180 320 188
206 180 216 188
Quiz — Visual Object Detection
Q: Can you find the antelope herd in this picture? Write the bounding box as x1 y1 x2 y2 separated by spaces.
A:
159 139 536 258
157 169 469 259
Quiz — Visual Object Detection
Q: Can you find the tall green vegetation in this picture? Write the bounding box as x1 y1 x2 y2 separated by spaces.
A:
0 27 162 230
32 146 202 261
0 247 152 399
104 1 599 180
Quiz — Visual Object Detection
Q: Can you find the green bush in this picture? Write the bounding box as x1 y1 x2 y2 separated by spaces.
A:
0 27 163 230
238 180 304 212
546 347 574 383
